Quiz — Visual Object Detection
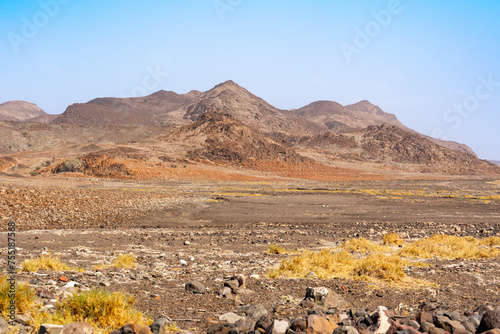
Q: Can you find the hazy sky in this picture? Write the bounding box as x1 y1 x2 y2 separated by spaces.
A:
1 0 499 159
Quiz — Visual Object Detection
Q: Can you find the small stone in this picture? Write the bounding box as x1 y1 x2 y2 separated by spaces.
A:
59 277 68 282
39 324 65 334
256 316 273 332
290 318 306 332
237 304 268 320
477 310 500 334
333 326 359 334
420 322 435 333
417 311 434 325
185 281 206 294
219 287 233 298
120 324 153 334
307 315 334 334
183 241 190 245
304 287 329 305
39 290 56 299
150 318 169 334
266 320 289 334
0 317 9 334
61 322 94 334
407 320 420 331
219 313 243 324
225 280 240 293
433 315 466 333
64 282 78 288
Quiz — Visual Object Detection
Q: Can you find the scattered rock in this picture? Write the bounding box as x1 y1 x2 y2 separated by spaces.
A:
434 315 466 333
150 318 169 334
0 317 9 334
185 281 207 294
237 304 268 320
219 313 243 324
39 324 65 334
266 320 289 334
61 322 94 334
307 314 334 334
476 310 500 334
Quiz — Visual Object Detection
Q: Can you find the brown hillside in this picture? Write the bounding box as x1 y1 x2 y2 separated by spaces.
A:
53 90 201 126
0 101 47 121
168 111 309 166
168 80 325 135
360 124 500 175
295 100 404 133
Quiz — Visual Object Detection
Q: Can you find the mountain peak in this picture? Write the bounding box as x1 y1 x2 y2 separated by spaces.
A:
0 100 47 121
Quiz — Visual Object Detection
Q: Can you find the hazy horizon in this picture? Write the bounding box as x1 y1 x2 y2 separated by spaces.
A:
1 1 499 160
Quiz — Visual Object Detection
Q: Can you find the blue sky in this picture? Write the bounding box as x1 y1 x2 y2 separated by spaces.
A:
1 0 499 159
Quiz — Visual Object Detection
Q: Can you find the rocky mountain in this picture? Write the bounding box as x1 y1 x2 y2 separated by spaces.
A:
294 99 475 155
294 100 406 133
490 160 500 167
164 111 311 167
54 81 324 135
0 101 49 121
53 90 202 126
359 124 500 175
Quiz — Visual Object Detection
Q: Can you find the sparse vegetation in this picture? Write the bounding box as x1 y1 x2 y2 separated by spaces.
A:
267 234 500 286
383 232 404 246
60 157 84 172
55 289 150 331
22 254 72 272
267 244 287 254
96 253 137 269
0 275 37 317
398 235 500 259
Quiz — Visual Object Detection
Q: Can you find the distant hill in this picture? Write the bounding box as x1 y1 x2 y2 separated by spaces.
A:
12 80 497 177
53 90 201 127
490 160 500 167
295 100 405 132
53 80 324 135
0 101 48 122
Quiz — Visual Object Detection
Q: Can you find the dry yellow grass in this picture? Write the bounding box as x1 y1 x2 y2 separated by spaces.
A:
267 244 288 254
266 249 423 286
267 234 499 286
95 253 137 270
341 237 385 253
383 232 404 246
399 235 500 259
0 275 38 317
22 254 72 272
54 289 149 331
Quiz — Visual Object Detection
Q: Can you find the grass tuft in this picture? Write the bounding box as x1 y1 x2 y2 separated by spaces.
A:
383 232 404 246
55 289 148 331
267 244 287 254
22 254 72 272
95 253 137 270
112 253 137 269
342 237 384 253
399 235 500 259
0 275 38 317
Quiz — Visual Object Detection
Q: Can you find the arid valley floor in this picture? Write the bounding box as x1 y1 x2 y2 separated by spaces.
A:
2 173 499 333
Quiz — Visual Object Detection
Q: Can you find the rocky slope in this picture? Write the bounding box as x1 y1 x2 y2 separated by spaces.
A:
53 90 201 127
165 111 312 167
294 100 405 133
0 101 48 121
359 124 500 175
